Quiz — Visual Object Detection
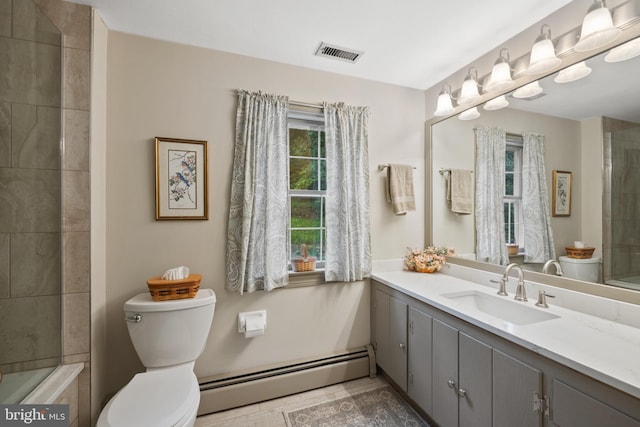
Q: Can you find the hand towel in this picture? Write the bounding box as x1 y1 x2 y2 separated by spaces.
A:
386 164 415 215
447 169 473 215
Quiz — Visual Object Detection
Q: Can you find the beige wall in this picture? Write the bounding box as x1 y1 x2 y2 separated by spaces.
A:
431 107 582 259
104 32 425 396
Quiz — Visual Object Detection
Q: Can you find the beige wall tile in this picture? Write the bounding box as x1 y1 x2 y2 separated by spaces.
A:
63 47 90 111
63 231 90 293
11 232 60 297
0 233 8 298
0 102 8 167
0 0 10 38
63 109 89 171
12 104 61 169
63 292 90 355
34 0 89 51
0 37 37 104
63 170 90 232
36 42 62 107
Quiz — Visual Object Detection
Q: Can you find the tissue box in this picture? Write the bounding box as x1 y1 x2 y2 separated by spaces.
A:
146 274 201 301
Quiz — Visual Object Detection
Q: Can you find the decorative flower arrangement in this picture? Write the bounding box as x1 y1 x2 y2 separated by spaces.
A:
404 246 454 273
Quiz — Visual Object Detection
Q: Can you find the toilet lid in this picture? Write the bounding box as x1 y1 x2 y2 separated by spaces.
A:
103 368 199 427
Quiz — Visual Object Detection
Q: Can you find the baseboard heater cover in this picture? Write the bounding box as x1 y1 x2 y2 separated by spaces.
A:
198 345 375 415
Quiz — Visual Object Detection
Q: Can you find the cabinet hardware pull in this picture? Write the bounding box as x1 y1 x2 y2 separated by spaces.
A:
447 380 456 389
458 388 467 397
399 343 405 349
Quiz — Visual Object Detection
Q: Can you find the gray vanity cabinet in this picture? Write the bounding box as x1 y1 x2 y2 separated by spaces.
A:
373 289 408 391
432 319 492 427
551 380 640 427
408 307 433 414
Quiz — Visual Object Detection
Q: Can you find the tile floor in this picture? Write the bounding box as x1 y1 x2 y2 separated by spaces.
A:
194 375 391 426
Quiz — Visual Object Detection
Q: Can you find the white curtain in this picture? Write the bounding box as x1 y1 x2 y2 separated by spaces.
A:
324 102 371 281
226 90 290 294
475 126 509 265
522 132 556 263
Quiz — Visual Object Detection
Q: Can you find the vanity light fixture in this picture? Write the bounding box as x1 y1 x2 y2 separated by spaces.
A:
604 37 640 62
458 107 480 121
433 84 456 116
554 61 592 83
512 81 543 98
458 67 481 106
526 24 561 75
483 95 509 111
574 0 621 52
485 48 514 92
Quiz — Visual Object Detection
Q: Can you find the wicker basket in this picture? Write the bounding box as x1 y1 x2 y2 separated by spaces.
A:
146 273 201 301
292 244 316 272
565 247 595 259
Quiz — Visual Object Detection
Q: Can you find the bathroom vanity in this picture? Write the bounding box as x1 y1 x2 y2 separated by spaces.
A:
371 263 640 427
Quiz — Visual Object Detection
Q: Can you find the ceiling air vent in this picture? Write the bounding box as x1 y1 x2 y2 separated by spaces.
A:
315 42 363 63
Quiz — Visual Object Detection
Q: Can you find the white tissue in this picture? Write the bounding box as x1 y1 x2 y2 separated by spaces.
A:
574 241 585 248
161 266 190 280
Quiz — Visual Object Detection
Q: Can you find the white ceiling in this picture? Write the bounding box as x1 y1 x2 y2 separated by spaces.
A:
67 0 575 90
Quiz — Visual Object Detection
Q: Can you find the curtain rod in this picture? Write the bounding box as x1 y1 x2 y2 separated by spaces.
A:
290 100 324 110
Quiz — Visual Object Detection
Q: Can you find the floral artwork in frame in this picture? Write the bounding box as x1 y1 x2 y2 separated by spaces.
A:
552 170 571 217
155 137 208 220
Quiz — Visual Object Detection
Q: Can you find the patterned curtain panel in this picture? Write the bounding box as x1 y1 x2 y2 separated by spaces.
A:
323 103 372 282
226 90 290 294
474 126 509 265
522 132 556 263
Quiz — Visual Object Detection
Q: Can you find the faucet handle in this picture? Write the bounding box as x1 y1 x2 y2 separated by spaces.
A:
492 278 508 296
535 290 556 308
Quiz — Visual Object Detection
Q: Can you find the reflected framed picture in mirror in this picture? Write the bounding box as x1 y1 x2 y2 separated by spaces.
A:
552 170 572 217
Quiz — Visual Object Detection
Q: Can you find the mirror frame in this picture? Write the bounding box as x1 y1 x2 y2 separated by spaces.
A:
425 3 640 305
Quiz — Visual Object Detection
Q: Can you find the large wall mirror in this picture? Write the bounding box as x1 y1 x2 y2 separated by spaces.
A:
429 2 640 295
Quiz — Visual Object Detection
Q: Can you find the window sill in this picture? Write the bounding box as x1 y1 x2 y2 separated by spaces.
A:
285 269 326 288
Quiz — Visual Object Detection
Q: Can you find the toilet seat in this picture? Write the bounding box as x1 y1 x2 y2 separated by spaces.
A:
98 366 200 427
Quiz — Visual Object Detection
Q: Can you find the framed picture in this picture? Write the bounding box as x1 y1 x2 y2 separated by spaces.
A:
155 137 208 220
552 170 571 217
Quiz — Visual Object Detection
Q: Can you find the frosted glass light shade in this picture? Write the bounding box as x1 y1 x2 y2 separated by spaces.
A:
483 95 509 111
459 107 480 121
605 37 640 62
458 78 480 105
527 38 561 74
554 61 592 83
486 62 514 92
574 1 621 52
434 91 455 116
513 81 543 99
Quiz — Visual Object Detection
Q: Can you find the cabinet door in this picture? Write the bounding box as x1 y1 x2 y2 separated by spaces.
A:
408 307 433 413
493 349 542 427
388 296 408 391
432 319 459 427
552 379 640 427
459 333 492 427
373 289 390 371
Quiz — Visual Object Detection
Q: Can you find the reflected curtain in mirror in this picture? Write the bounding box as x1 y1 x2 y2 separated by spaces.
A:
522 132 556 263
226 90 290 294
474 127 508 265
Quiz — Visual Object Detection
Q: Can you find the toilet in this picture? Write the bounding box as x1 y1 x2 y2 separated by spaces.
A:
558 256 601 282
97 288 216 427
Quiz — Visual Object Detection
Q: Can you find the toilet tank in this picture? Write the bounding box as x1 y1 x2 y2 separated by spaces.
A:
558 256 601 282
124 289 216 368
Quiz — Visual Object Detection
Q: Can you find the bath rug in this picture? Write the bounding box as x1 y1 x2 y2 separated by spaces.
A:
283 385 430 427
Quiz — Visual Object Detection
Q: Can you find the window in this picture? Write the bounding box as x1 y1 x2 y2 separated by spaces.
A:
288 111 326 269
504 135 524 248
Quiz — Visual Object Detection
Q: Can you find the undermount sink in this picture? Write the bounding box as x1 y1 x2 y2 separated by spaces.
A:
442 290 560 326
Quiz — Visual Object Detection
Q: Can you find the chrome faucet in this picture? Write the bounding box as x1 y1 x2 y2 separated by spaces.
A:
542 259 563 276
498 263 527 301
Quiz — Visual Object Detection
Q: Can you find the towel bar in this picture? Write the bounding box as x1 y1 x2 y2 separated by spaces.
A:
377 164 416 171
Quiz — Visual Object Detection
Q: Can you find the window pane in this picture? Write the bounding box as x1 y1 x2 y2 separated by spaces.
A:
291 197 322 227
320 131 326 158
505 173 514 196
290 128 318 157
505 151 514 172
290 158 319 190
291 230 322 259
320 159 326 191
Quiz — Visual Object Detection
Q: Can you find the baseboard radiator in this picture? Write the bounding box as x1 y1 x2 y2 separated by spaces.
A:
198 345 376 415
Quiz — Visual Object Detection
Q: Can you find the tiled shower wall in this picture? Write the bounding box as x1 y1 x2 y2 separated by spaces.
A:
0 0 91 425
605 117 640 281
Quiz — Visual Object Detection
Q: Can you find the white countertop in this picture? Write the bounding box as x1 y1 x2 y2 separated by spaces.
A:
371 261 640 400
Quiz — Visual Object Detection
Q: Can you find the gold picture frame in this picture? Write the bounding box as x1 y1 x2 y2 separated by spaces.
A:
155 137 208 220
552 170 571 217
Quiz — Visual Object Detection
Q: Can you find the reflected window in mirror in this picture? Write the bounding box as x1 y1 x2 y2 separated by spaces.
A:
505 135 523 251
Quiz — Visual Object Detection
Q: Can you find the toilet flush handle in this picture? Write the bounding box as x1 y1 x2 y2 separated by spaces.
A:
125 314 142 323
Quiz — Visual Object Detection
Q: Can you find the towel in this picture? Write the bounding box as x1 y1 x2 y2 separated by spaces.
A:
386 164 415 215
447 169 473 215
